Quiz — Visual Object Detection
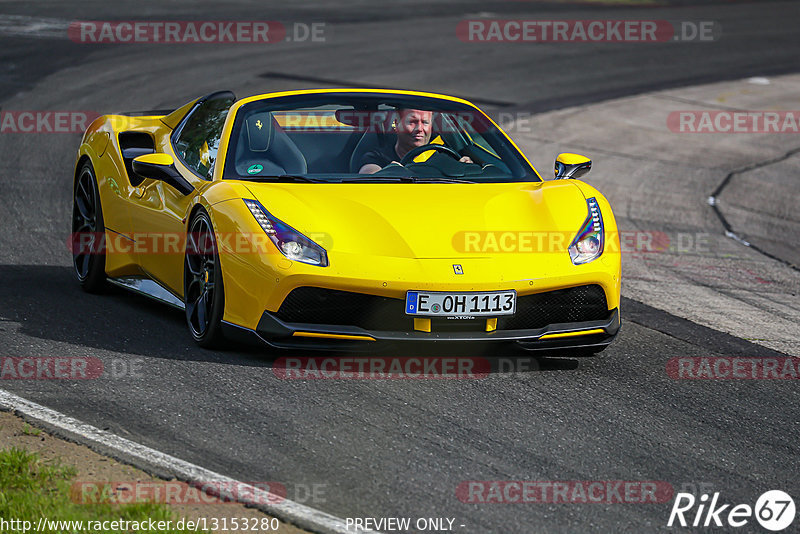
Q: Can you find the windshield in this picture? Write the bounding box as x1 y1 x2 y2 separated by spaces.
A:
222 93 539 183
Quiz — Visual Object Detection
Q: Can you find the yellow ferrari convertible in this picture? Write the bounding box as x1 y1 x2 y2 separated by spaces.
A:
71 89 621 353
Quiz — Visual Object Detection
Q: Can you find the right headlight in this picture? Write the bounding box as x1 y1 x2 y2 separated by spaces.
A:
244 199 329 267
568 197 604 265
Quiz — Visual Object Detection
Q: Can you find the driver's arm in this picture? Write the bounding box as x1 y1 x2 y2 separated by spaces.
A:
358 163 382 174
360 161 405 174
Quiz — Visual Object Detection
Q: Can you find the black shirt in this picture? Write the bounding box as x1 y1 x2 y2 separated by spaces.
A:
359 143 401 170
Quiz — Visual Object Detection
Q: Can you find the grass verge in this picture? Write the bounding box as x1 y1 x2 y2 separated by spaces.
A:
0 446 205 533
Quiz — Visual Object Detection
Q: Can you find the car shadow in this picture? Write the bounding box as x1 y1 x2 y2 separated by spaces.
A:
0 264 272 366
0 264 583 373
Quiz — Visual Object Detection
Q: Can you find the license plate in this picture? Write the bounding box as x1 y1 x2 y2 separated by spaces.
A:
405 290 516 316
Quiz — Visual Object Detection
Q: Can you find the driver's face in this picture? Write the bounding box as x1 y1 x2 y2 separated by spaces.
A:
396 110 433 152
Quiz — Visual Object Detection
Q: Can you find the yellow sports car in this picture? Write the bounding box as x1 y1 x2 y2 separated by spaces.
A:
72 89 621 353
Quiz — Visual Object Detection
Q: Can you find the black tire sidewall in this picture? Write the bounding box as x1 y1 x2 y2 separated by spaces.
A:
74 161 106 293
185 209 225 348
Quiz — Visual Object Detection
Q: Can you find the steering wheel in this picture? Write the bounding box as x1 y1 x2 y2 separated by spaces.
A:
400 143 462 165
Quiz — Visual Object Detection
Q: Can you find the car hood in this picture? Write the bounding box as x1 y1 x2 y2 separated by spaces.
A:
242 181 589 259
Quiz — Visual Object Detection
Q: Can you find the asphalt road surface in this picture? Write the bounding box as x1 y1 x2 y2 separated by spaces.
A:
1 1 798 532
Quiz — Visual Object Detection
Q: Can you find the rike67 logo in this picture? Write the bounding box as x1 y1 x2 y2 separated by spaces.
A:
668 490 795 531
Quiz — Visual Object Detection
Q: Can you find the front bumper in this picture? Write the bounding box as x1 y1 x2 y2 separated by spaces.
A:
222 305 620 353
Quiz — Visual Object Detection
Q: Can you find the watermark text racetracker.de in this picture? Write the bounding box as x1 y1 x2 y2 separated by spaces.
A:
68 20 327 43
0 357 143 380
0 111 100 133
451 230 708 255
72 481 288 505
272 356 546 379
71 480 327 511
668 111 800 133
457 20 720 43
273 357 490 379
456 480 674 504
68 231 334 256
667 357 800 380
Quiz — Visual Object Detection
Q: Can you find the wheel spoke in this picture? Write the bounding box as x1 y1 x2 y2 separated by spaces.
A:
186 298 197 322
76 253 89 277
186 277 201 296
81 178 96 216
200 232 213 256
186 231 199 254
85 177 96 218
75 233 96 255
77 177 89 204
75 192 92 221
186 255 203 276
196 292 208 328
185 232 206 275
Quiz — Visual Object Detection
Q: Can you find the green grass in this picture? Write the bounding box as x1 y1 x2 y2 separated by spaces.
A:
0 447 205 533
20 423 42 436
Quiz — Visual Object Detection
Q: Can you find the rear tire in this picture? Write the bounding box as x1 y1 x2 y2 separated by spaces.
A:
72 161 106 293
184 209 226 348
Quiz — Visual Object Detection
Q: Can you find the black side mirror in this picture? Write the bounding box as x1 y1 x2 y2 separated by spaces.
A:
132 154 195 195
554 153 592 180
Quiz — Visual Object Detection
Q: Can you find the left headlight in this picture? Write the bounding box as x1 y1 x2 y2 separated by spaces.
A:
568 197 604 265
244 199 329 267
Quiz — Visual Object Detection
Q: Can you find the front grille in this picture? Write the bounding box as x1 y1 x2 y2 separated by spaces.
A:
275 284 609 332
275 287 408 331
499 284 609 330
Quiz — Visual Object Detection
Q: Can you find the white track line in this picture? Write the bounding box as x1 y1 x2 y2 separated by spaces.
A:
0 389 372 534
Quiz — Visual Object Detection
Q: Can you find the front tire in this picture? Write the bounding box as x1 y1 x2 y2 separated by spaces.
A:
184 209 225 348
72 161 106 293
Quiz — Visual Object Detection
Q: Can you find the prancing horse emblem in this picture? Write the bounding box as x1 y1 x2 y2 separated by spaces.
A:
453 264 464 275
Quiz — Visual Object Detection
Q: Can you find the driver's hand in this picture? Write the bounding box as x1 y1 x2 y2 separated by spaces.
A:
459 156 474 164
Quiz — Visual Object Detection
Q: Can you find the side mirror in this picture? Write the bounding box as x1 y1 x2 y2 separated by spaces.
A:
554 153 592 180
132 153 194 195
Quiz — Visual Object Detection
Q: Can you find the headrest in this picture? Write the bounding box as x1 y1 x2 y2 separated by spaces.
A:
334 109 396 133
246 112 274 152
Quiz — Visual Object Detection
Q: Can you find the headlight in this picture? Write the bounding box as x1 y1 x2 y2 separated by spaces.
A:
568 197 604 265
244 199 328 267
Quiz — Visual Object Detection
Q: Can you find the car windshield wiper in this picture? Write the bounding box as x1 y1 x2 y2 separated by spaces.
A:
340 176 416 183
411 177 476 183
242 175 325 183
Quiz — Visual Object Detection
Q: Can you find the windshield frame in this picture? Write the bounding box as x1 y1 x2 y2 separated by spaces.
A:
220 91 541 183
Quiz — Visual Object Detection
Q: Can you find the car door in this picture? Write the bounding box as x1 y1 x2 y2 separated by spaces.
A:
127 93 234 297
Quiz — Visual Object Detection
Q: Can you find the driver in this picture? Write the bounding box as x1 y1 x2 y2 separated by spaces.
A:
358 109 472 174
